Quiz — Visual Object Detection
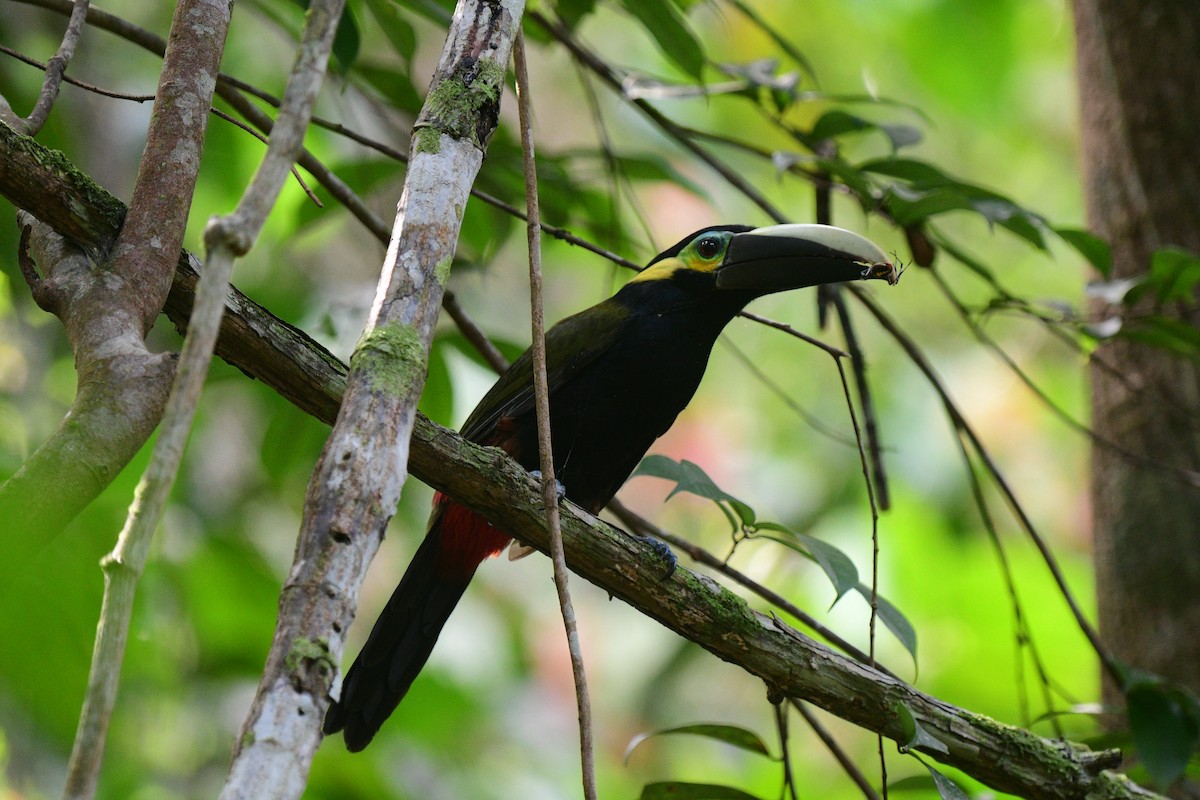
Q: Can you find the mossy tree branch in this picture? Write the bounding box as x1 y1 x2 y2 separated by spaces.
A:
0 108 1162 800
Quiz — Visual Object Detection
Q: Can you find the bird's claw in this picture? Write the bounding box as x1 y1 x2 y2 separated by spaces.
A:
638 535 677 580
530 470 566 503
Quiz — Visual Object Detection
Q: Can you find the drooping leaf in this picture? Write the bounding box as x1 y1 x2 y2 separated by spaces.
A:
1127 683 1196 789
808 112 922 153
1148 248 1200 306
639 783 766 800
1120 315 1200 356
626 723 774 763
895 702 948 755
1056 227 1112 278
856 583 918 669
634 456 755 527
618 0 705 84
331 0 361 72
556 0 597 30
392 0 454 26
362 0 417 67
923 762 971 800
352 61 424 113
755 523 858 602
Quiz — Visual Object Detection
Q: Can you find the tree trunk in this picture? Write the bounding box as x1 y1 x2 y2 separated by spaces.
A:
1073 0 1200 707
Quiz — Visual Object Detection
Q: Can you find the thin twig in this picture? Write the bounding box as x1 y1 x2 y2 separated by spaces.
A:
17 0 88 134
0 43 150 101
530 10 790 224
774 698 799 800
848 286 1125 687
0 44 319 204
792 700 882 800
513 32 598 800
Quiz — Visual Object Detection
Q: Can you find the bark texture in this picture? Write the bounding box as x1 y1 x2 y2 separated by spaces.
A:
1073 0 1200 701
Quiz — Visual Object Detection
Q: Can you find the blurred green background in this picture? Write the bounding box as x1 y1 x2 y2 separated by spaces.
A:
0 0 1096 797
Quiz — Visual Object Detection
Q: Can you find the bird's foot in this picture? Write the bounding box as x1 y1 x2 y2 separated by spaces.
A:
530 470 567 503
637 534 677 579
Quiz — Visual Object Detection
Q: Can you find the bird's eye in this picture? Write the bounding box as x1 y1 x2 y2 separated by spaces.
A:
696 237 722 259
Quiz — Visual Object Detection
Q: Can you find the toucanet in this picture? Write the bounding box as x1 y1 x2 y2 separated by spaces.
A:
324 223 898 750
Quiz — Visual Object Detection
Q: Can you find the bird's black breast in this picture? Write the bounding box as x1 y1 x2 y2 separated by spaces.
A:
507 299 736 513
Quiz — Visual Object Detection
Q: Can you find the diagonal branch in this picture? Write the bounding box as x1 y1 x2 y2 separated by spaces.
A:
0 129 1163 800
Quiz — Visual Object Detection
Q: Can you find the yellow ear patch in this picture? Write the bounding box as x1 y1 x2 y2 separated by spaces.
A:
628 258 685 284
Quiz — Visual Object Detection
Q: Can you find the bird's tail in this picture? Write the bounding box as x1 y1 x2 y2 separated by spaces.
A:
324 496 510 751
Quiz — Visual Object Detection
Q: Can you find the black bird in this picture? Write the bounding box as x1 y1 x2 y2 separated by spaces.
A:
324 223 898 750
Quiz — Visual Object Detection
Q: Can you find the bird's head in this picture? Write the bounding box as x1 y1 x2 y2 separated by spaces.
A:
632 223 899 296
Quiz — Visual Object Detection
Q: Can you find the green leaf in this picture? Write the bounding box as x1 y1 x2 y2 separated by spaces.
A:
894 702 948 755
392 0 453 26
755 523 858 602
626 724 774 763
362 0 417 66
1149 248 1200 305
555 0 596 30
809 113 921 152
1128 684 1196 789
923 763 971 800
1056 228 1112 278
639 782 766 800
811 110 873 141
1120 315 1200 356
352 62 423 112
634 456 756 527
618 0 705 83
418 338 454 427
333 1 361 72
634 454 684 482
859 157 950 185
856 583 918 668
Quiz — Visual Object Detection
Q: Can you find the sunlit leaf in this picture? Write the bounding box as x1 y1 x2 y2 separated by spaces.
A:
626 723 774 763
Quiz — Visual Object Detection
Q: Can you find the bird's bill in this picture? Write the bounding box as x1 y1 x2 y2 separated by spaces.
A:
715 224 899 293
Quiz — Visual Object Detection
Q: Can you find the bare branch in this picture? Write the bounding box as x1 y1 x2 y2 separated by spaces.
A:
513 31 597 798
14 0 88 134
59 1 232 796
73 0 344 793
221 3 524 795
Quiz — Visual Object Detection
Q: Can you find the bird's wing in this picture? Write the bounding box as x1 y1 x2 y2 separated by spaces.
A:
460 299 630 443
